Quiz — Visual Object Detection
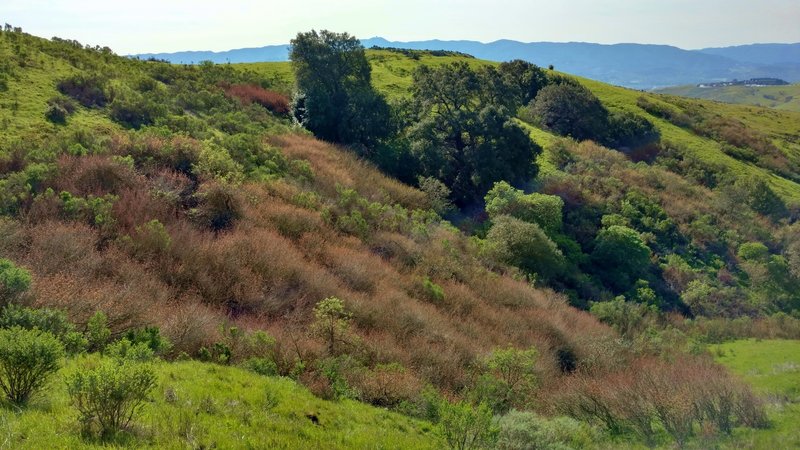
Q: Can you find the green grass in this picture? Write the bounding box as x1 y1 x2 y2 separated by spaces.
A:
236 49 495 101
655 84 800 113
710 339 800 449
0 356 439 449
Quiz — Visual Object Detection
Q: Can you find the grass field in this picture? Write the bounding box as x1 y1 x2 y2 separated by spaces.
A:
655 84 800 113
711 339 800 449
0 356 439 449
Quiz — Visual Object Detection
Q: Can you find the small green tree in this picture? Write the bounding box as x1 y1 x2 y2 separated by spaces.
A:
530 83 609 142
0 327 64 405
311 297 352 355
438 400 498 450
66 361 156 437
86 311 111 352
475 346 538 413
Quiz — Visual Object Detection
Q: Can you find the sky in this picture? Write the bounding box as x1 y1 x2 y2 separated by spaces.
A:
2 0 799 54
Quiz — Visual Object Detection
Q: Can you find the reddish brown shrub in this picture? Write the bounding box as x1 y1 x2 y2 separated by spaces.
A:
223 84 290 115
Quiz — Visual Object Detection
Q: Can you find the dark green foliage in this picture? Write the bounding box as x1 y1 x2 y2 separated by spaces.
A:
241 357 279 377
723 175 787 219
45 96 76 124
590 296 657 338
66 361 156 437
122 326 171 356
57 73 109 108
606 109 660 149
530 83 608 142
109 92 167 129
0 327 64 405
290 30 390 146
497 60 549 106
591 225 651 292
409 63 539 204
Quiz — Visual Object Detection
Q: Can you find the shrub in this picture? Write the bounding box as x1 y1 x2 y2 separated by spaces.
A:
57 74 108 107
122 326 171 356
66 361 156 437
530 83 608 142
485 181 564 233
485 215 564 281
438 400 498 450
105 339 155 362
241 357 279 377
0 258 31 303
311 297 353 356
473 347 538 413
190 183 243 232
0 304 86 354
496 410 598 450
591 225 651 292
222 84 290 115
86 311 111 352
45 96 76 124
0 327 64 405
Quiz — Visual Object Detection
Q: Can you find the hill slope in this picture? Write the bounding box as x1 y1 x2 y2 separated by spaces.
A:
655 83 800 112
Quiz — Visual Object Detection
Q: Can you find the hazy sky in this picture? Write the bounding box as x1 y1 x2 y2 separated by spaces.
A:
2 0 799 54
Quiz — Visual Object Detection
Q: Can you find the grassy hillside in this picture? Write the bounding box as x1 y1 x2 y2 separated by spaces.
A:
0 356 438 449
655 84 800 113
711 339 800 449
2 28 800 449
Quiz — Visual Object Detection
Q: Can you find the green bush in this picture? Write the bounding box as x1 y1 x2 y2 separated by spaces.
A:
495 410 598 450
473 347 538 414
66 361 156 437
591 225 651 292
485 181 564 233
105 339 155 362
0 258 31 303
241 357 278 377
0 327 64 405
86 311 111 352
485 215 564 281
438 400 498 450
0 304 87 354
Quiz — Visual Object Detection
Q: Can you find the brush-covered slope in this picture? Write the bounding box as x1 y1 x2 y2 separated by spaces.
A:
240 46 800 319
0 29 614 406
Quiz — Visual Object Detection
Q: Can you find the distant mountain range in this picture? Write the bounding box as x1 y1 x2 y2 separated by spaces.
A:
134 39 800 90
